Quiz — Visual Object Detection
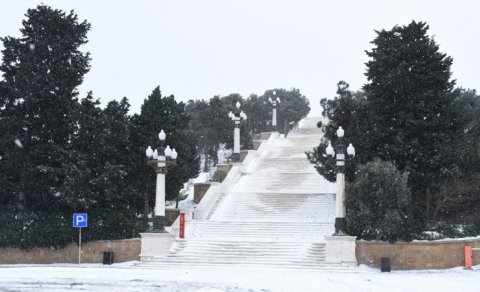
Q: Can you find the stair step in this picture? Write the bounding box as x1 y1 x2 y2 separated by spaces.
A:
141 118 355 271
139 261 355 270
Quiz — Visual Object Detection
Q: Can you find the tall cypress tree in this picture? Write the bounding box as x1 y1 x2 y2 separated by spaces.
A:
363 21 459 218
0 5 90 214
211 95 237 160
91 98 132 210
186 99 217 170
129 87 199 211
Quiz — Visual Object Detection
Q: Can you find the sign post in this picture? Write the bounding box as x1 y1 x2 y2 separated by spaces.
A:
73 213 88 264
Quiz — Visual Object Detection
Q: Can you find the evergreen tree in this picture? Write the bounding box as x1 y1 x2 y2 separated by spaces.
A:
58 92 103 212
186 97 232 169
207 96 234 163
130 87 199 208
310 22 465 223
307 81 368 182
0 5 90 214
91 98 133 209
261 88 310 133
242 94 270 134
186 100 212 170
345 159 421 242
363 21 459 219
430 89 480 221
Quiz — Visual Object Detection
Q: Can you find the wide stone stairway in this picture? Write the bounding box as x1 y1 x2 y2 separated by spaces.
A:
141 117 355 269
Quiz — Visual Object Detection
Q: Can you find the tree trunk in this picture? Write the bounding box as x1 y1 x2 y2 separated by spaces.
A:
426 186 432 224
16 191 26 218
213 144 219 166
203 148 209 172
143 191 150 218
432 201 441 223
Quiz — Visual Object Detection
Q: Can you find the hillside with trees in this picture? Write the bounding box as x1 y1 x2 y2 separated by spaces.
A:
0 5 312 249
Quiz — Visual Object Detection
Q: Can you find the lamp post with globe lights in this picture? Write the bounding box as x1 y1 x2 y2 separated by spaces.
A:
325 126 355 235
145 130 178 233
228 101 247 163
268 91 281 131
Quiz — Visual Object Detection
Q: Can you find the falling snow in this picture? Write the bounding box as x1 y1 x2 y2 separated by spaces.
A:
14 138 23 148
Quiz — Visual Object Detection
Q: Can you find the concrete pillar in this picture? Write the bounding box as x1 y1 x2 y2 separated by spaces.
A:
233 119 240 162
335 151 346 235
336 172 346 218
272 104 277 127
155 171 166 217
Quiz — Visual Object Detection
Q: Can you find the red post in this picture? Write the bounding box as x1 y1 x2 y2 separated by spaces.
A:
179 212 185 239
465 246 472 269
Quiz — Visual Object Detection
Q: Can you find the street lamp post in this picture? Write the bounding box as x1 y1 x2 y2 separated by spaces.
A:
268 91 281 131
228 101 247 163
325 126 355 235
145 130 178 233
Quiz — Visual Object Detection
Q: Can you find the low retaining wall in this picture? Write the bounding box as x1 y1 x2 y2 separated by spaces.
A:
356 238 480 270
194 183 211 204
240 150 248 162
216 164 232 176
0 238 140 264
165 209 180 226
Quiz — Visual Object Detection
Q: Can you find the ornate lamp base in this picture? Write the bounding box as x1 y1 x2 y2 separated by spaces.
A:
148 216 167 233
333 217 347 236
232 153 240 163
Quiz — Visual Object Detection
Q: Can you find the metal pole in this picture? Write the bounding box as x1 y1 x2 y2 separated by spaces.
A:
78 227 81 264
233 119 241 162
152 166 167 233
334 142 346 235
272 102 277 130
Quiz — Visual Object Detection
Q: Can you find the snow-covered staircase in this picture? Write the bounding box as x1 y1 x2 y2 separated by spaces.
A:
141 117 354 270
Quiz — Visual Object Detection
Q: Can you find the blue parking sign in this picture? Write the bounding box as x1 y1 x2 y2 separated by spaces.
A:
73 213 88 228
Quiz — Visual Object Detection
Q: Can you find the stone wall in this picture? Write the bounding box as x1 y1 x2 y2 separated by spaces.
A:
356 238 480 270
0 238 140 264
216 164 232 176
240 150 248 162
165 209 180 226
194 183 211 204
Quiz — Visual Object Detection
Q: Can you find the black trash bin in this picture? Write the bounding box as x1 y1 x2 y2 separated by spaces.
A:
381 257 391 272
103 251 114 265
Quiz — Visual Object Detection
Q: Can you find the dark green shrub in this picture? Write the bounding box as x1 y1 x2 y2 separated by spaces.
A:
0 212 74 249
435 223 464 238
464 217 480 236
82 209 148 241
0 209 148 249
345 159 423 242
211 170 227 183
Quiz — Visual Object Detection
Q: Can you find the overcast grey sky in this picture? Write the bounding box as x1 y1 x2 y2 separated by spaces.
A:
1 0 479 116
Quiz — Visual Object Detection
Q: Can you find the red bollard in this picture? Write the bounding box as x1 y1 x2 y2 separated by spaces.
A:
465 246 472 269
179 212 185 239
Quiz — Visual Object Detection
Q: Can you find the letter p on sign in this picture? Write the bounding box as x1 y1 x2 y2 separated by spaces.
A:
73 213 88 228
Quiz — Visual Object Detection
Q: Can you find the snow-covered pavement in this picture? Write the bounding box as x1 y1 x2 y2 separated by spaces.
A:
0 262 479 292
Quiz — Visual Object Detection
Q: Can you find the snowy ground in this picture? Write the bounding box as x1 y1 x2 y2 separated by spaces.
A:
0 262 479 292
